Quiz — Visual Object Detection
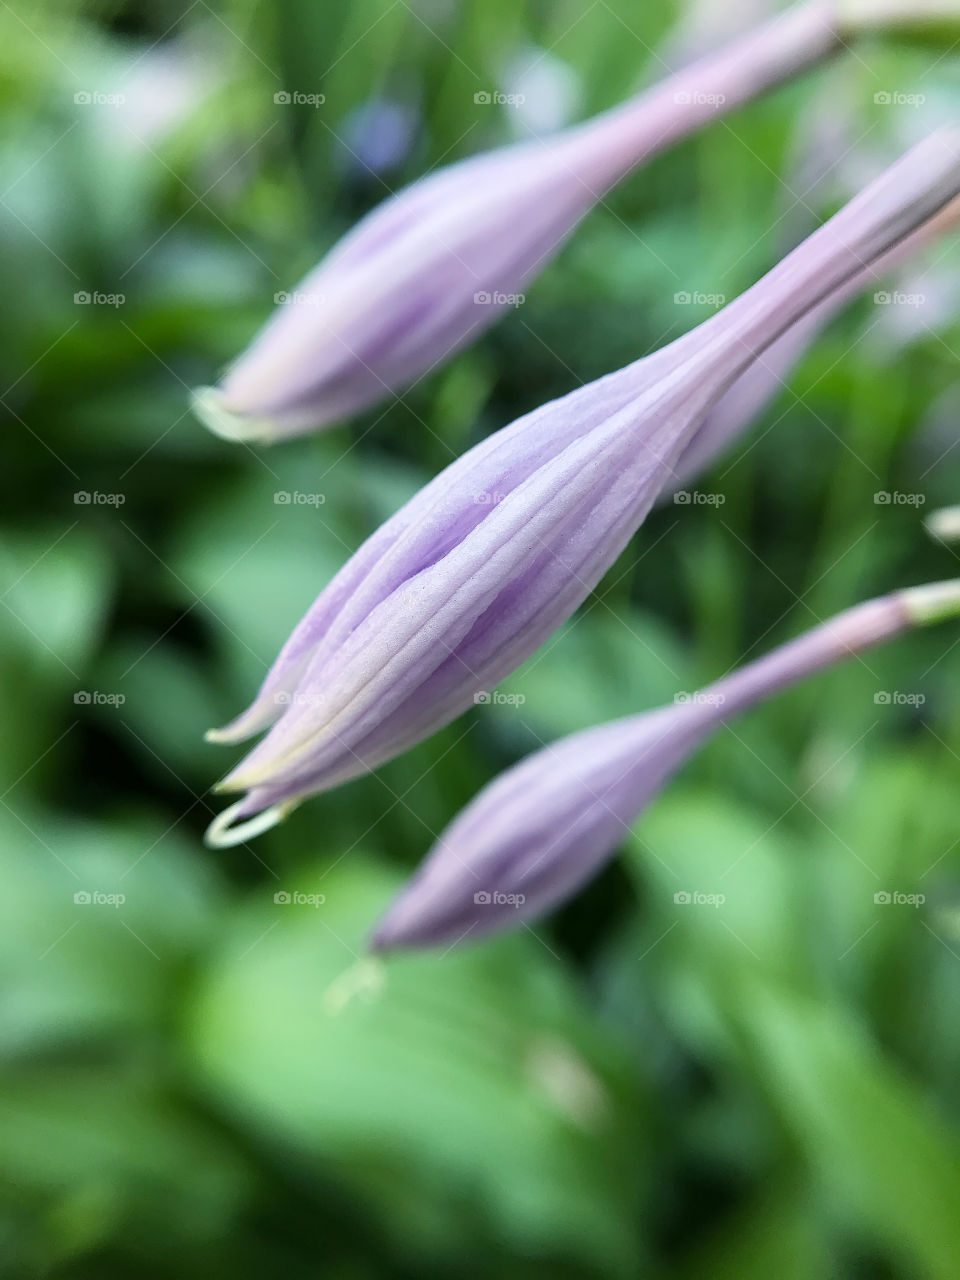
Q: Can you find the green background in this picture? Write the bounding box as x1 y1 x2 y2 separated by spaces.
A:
2 1 960 1276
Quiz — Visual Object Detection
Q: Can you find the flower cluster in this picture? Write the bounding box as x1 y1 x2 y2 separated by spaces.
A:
193 3 960 955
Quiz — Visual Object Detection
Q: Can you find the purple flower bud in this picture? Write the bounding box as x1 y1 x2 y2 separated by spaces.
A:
371 580 960 951
193 2 846 442
204 130 960 847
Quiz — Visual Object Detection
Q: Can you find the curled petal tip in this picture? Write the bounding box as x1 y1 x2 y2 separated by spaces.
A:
322 958 386 1015
191 385 277 445
925 505 960 543
204 798 293 848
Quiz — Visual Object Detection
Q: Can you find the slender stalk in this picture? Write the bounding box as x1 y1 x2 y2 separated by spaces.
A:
841 0 960 32
698 580 960 720
578 1 843 182
674 128 960 393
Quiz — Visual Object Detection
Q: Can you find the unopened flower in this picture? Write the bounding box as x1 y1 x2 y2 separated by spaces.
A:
204 129 960 847
371 579 960 951
193 2 850 443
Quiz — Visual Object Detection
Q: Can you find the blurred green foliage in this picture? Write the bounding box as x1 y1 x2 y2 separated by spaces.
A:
2 0 960 1276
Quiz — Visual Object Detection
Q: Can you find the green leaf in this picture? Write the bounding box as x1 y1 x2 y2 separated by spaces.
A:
187 854 647 1275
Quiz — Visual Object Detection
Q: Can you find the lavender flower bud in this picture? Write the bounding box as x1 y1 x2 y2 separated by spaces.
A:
193 2 845 443
205 129 960 848
371 580 960 951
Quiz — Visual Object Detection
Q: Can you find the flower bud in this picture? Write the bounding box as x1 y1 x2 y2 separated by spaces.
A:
372 580 960 950
205 129 960 847
193 2 845 442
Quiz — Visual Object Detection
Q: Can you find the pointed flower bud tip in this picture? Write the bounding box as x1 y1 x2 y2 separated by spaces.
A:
191 386 277 445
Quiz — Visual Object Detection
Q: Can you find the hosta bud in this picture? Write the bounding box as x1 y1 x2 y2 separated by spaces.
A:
372 580 960 950
205 129 960 847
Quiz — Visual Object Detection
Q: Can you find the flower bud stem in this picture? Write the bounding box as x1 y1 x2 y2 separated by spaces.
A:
582 2 844 179
696 580 960 722
901 578 960 627
841 0 960 35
